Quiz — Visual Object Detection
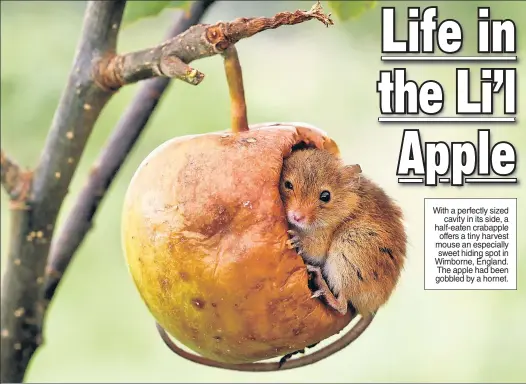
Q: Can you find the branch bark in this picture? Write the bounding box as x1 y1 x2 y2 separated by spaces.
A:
0 1 126 382
43 0 215 305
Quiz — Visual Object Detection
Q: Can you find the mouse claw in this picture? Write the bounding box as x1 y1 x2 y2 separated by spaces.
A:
286 238 300 249
286 234 302 250
311 289 325 299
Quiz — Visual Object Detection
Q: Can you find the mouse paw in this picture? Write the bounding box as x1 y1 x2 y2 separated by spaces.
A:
286 238 300 250
286 230 302 250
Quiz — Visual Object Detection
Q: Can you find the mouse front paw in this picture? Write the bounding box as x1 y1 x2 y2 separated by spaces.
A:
286 229 303 252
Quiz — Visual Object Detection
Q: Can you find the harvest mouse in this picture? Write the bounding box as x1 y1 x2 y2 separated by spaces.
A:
279 148 407 318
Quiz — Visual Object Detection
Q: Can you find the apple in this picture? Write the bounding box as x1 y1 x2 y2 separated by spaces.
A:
121 122 353 364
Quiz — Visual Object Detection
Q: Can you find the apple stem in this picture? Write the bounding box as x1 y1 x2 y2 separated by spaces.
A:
223 46 249 133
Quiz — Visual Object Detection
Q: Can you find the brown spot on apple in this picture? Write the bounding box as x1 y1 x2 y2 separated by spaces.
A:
192 298 206 309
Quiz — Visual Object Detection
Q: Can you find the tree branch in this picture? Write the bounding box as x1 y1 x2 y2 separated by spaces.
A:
94 1 333 90
0 1 126 382
43 0 215 305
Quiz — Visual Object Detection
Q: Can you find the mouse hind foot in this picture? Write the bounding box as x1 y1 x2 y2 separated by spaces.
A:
307 264 348 316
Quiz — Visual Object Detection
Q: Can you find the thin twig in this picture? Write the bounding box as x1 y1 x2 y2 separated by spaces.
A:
0 2 126 382
94 1 333 90
223 46 248 133
0 149 20 195
156 314 374 371
0 149 31 204
43 0 215 304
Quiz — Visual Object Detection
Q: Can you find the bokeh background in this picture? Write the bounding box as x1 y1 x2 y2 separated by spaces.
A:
1 1 525 382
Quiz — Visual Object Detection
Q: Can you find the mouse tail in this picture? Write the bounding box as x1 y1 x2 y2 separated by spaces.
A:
156 312 375 371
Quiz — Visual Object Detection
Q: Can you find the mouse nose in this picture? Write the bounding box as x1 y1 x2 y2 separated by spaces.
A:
289 211 305 223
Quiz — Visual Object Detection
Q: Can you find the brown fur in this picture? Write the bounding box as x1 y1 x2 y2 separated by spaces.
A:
280 148 407 316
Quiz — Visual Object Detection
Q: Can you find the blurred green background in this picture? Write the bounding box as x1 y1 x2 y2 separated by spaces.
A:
1 1 525 382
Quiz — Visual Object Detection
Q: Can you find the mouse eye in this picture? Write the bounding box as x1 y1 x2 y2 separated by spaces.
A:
284 181 293 190
319 190 331 202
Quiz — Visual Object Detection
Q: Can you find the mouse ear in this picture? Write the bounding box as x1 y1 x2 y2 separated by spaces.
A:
345 164 362 175
342 164 362 186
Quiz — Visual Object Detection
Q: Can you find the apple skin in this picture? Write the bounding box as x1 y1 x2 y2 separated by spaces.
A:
121 122 353 364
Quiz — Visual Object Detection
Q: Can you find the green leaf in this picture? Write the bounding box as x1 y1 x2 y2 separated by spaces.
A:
122 1 193 27
327 1 377 21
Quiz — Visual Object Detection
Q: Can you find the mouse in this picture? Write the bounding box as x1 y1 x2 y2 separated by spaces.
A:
279 147 407 319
